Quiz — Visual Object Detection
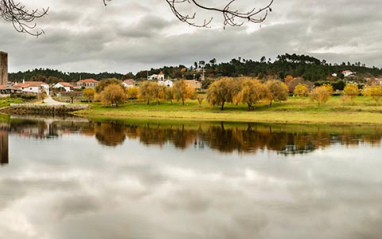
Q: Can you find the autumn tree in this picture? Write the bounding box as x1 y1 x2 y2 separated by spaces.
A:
284 75 294 85
207 78 236 110
95 78 123 93
127 86 139 100
233 78 270 110
309 86 332 106
342 83 359 104
293 84 309 98
101 83 127 107
83 88 95 103
363 85 382 105
266 80 288 106
165 87 175 104
173 80 195 105
138 81 159 105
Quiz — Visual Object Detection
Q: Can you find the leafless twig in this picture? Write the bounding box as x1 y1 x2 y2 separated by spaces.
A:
0 0 48 36
165 0 274 28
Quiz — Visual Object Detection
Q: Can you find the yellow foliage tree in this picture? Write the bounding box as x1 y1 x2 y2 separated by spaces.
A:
309 86 332 106
343 83 359 103
126 86 139 99
363 85 382 105
234 78 270 110
266 80 288 105
173 80 195 105
207 78 236 110
83 88 95 103
293 83 309 98
138 81 159 105
100 84 126 107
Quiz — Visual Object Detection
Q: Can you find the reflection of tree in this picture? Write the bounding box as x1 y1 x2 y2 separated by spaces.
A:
95 123 126 147
0 130 8 166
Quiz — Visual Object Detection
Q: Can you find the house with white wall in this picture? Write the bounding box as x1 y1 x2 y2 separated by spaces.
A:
148 72 165 81
158 79 173 87
122 79 135 88
13 81 49 95
54 82 74 92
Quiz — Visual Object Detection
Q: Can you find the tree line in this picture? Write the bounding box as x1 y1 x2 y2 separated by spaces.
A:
9 54 382 84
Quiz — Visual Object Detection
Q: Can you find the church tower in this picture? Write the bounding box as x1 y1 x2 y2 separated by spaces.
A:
0 51 8 85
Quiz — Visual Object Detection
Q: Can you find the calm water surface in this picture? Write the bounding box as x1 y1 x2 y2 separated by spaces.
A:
0 116 382 239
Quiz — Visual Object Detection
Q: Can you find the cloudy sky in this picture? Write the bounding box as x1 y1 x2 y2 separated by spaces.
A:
0 0 381 74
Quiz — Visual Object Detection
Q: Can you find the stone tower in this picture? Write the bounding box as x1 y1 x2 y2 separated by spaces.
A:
0 51 8 85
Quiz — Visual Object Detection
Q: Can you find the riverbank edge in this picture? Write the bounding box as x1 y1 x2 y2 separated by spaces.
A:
72 109 382 126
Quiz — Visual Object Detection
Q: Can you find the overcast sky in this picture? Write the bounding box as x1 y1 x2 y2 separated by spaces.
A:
1 0 381 74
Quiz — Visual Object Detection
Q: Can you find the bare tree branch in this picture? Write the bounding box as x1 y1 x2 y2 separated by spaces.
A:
0 0 274 36
0 0 48 36
165 0 274 28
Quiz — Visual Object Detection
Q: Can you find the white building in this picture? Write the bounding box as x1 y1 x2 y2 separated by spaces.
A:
122 79 135 88
53 82 74 92
148 72 165 81
14 81 50 95
158 79 173 87
342 70 355 77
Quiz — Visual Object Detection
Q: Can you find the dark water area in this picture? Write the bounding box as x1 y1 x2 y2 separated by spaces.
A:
0 116 382 239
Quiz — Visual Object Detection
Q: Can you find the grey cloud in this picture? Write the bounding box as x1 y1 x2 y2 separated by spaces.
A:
0 0 381 73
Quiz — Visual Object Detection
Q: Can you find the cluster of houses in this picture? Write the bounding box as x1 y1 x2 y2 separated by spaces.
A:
0 72 202 96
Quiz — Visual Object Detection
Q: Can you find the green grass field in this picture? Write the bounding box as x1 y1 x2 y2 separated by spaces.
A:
72 95 382 125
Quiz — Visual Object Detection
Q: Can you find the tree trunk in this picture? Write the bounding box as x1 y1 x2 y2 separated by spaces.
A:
220 101 225 110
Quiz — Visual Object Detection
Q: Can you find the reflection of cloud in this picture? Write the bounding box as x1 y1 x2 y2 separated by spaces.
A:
1 122 382 238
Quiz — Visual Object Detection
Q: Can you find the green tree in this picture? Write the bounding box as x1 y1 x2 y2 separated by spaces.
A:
101 84 127 107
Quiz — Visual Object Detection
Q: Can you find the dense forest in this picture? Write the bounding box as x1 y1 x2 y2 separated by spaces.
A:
9 54 382 84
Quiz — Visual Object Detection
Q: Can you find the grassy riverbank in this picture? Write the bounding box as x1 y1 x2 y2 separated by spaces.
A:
73 96 382 125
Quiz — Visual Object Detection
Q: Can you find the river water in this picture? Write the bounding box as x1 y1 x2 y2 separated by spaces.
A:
0 116 381 239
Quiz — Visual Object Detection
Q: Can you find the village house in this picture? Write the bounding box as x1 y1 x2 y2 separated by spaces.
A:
13 81 50 95
148 72 165 81
77 79 98 89
158 79 173 87
54 82 75 92
122 79 135 88
342 70 355 77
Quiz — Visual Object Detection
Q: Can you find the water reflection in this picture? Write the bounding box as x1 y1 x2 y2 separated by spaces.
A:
2 117 382 158
1 116 382 239
0 129 8 166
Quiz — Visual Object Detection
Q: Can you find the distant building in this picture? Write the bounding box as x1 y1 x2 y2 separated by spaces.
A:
332 73 338 77
13 81 50 95
0 51 8 85
77 79 98 89
54 82 75 92
122 79 135 88
148 72 165 81
342 70 355 77
158 79 173 87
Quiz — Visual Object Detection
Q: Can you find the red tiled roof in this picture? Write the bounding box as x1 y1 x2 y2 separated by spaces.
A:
14 81 48 88
78 79 98 83
58 82 74 87
159 71 164 75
